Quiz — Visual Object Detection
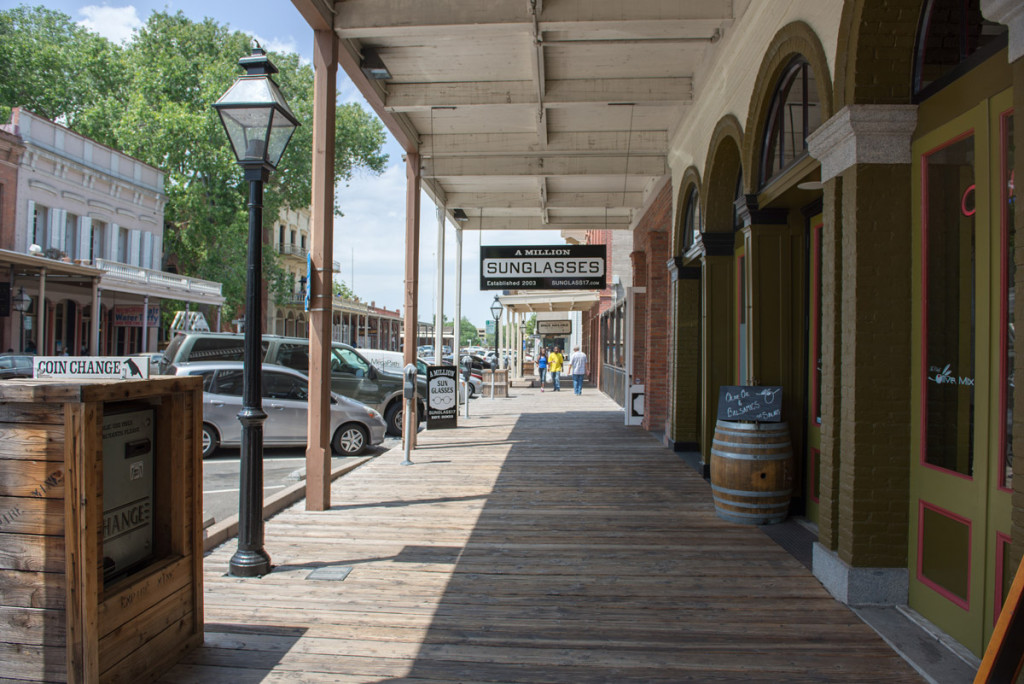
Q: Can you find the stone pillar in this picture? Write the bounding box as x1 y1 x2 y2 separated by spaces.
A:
807 104 917 604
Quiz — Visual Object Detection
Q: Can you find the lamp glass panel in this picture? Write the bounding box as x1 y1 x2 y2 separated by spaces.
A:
266 110 297 167
215 77 275 106
219 107 273 161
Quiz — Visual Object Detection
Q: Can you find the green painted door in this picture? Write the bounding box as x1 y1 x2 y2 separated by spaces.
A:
909 90 1014 656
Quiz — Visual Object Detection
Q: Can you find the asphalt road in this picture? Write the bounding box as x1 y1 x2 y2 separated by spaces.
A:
202 436 401 526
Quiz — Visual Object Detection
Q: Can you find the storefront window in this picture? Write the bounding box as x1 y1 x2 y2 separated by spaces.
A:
913 0 1007 99
760 59 821 187
1001 110 1015 489
923 132 975 477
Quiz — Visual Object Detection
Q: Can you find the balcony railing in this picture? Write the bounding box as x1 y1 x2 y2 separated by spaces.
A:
95 258 223 301
274 244 341 271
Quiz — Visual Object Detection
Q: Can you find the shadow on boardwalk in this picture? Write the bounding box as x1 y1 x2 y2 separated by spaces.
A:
162 389 920 683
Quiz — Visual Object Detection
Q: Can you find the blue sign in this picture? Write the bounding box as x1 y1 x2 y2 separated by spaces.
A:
305 252 312 312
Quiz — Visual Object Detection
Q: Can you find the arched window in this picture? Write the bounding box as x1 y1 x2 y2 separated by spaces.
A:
682 185 701 251
913 0 1007 99
760 58 821 187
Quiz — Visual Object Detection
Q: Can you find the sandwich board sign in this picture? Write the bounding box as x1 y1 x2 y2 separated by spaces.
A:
426 365 458 429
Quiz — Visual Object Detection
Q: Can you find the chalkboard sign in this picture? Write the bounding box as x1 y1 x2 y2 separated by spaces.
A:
716 385 783 422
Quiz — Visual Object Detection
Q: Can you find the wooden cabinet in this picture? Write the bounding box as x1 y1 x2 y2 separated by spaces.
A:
0 377 204 683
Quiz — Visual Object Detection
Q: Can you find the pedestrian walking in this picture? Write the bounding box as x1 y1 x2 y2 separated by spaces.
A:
547 346 564 391
537 351 548 391
569 346 587 395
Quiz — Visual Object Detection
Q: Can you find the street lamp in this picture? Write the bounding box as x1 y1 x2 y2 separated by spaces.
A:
213 44 299 578
12 287 30 352
489 295 503 397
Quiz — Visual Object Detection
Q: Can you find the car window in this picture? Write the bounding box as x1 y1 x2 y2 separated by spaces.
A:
188 369 216 392
276 343 309 372
0 357 12 370
186 337 269 363
333 348 370 378
263 370 307 400
209 369 244 396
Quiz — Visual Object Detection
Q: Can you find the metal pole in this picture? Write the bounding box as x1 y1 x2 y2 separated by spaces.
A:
229 165 271 577
453 226 465 414
435 206 445 365
402 392 414 465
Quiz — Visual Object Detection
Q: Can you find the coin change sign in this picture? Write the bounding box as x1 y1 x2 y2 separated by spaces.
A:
34 356 150 380
426 365 458 429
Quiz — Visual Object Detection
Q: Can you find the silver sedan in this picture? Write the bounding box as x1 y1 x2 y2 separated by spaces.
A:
172 361 387 457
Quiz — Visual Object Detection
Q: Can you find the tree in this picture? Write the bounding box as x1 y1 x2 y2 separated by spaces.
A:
459 317 480 346
0 5 125 135
333 279 356 301
0 7 389 320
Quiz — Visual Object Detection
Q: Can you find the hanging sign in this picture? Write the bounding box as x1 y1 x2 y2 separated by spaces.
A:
426 365 458 429
716 385 783 422
536 320 572 335
34 356 150 380
480 245 606 290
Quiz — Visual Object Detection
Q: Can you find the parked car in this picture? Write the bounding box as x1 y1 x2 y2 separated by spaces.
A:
171 361 386 457
160 332 426 435
0 353 34 379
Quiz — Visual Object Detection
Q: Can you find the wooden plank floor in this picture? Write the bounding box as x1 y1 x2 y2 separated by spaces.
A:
161 386 921 683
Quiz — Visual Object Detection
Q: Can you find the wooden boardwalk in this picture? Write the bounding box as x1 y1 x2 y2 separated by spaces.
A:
161 386 921 683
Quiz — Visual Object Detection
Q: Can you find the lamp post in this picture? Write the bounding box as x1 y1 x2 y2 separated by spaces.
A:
213 44 299 578
489 295 503 399
12 287 30 352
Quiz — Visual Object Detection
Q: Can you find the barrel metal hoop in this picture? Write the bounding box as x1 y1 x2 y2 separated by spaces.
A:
710 447 792 461
711 484 792 498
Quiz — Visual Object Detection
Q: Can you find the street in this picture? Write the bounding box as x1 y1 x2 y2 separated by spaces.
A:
202 436 401 526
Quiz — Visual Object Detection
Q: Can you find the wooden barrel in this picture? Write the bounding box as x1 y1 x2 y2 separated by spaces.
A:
710 420 794 525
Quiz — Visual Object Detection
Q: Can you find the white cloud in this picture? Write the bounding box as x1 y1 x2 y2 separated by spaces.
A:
77 5 142 44
246 31 306 65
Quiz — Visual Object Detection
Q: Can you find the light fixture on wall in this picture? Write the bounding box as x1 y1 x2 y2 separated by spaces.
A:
360 47 392 80
453 208 469 222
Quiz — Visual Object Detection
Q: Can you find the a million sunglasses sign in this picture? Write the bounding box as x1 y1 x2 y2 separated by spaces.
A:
480 244 607 291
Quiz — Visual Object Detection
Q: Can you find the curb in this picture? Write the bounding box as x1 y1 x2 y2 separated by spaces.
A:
202 455 372 553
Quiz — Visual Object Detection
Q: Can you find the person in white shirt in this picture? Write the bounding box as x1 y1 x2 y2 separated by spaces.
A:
568 346 587 395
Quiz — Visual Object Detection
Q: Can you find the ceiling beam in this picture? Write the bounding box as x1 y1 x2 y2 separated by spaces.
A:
443 191 644 209
384 78 691 111
420 130 668 156
334 0 731 38
291 0 333 32
458 215 632 231
425 154 666 178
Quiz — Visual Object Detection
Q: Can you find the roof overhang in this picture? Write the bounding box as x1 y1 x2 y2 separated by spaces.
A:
497 290 600 314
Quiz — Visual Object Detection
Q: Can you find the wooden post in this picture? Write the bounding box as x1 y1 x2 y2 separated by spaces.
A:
403 152 421 449
305 29 337 512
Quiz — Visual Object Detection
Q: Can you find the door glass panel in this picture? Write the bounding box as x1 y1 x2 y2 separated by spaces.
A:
920 503 971 606
1001 111 1015 489
924 133 976 476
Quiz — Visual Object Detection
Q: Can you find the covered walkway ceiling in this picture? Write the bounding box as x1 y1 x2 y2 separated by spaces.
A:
498 290 600 315
293 0 737 234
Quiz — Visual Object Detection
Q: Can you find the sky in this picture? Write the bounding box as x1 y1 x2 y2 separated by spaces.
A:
9 1 566 328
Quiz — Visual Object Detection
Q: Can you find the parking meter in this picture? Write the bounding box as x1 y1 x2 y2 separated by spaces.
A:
461 356 472 382
403 363 417 399
402 363 417 465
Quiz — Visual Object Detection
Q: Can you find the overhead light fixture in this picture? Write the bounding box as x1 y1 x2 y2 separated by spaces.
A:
453 208 469 222
360 47 392 80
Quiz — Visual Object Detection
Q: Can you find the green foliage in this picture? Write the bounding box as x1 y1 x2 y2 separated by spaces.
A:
333 279 356 301
0 6 388 320
460 317 480 345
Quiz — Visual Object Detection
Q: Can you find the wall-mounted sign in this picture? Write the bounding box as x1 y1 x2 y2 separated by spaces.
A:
34 356 150 380
480 245 606 291
426 365 458 429
536 320 572 335
716 385 783 422
113 306 160 328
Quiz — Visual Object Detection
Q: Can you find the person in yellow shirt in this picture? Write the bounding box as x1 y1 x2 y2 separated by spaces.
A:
547 347 565 392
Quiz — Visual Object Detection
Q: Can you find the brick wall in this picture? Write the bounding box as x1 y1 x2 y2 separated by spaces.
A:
632 182 673 432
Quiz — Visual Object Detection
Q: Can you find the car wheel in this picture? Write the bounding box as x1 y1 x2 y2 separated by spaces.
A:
384 402 403 436
332 423 369 456
201 423 219 459
467 383 476 399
